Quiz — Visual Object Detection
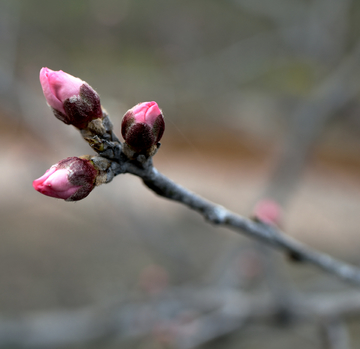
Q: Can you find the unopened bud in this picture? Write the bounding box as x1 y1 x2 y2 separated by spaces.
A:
40 67 102 129
252 199 282 226
33 157 98 201
121 101 165 153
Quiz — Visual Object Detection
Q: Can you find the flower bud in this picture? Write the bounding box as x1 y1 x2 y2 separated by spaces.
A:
121 101 165 152
40 67 102 129
33 157 98 201
252 199 282 226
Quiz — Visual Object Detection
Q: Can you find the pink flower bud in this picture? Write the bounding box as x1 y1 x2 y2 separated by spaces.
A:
40 68 102 129
121 101 165 152
33 157 98 201
253 199 282 226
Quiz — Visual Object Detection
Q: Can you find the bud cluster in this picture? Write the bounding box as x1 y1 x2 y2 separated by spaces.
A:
34 68 165 202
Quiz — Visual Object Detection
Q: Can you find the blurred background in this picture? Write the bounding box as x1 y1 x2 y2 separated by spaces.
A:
1 0 360 348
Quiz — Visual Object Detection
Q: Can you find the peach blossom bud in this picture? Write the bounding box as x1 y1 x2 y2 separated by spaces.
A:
40 67 102 129
33 157 98 201
121 101 165 152
253 199 282 226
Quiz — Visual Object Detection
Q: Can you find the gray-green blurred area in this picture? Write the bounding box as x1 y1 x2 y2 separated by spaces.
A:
1 0 360 348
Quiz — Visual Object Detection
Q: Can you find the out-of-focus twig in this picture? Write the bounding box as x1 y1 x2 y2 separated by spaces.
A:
319 317 351 349
0 286 359 348
264 38 360 207
246 2 354 334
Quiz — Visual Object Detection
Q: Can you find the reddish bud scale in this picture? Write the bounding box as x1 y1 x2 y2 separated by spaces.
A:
60 84 102 129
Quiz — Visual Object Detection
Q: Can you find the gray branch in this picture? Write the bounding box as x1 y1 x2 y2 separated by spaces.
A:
91 129 360 286
108 158 360 287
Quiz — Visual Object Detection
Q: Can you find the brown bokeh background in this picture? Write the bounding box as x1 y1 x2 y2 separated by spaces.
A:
1 1 360 348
